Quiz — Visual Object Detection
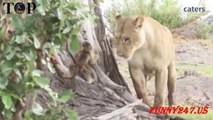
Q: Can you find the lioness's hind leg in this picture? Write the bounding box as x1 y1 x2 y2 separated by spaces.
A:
154 68 168 106
168 62 176 106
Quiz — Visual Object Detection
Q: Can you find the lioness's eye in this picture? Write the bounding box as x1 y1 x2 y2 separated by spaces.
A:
125 38 129 41
123 37 130 44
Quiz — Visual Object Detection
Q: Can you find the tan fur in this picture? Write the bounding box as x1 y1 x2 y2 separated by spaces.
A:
70 41 98 84
114 15 176 106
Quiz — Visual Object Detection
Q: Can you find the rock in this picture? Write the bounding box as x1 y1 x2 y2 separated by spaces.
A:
184 70 200 77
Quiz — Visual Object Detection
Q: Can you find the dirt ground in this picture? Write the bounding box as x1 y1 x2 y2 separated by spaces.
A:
115 39 213 107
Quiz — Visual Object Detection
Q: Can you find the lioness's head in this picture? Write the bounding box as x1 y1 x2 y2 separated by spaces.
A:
114 15 145 59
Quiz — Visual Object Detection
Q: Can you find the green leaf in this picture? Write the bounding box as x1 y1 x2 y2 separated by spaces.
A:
15 62 23 66
64 109 78 120
15 33 27 44
58 89 74 103
24 111 33 120
41 59 46 65
37 0 49 15
32 102 44 116
4 111 13 120
47 62 56 73
45 87 58 100
23 50 35 61
23 15 37 29
6 51 16 60
67 2 80 10
1 68 13 77
8 93 19 99
0 78 8 89
0 90 7 96
32 34 41 49
34 77 50 88
14 47 22 52
2 96 12 109
32 70 43 77
1 43 4 51
62 26 71 34
50 45 57 54
14 69 22 79
57 8 64 20
70 36 80 54
11 15 24 34
43 42 52 49
60 0 66 5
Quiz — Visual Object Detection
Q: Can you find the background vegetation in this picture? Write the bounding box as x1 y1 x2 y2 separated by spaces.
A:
104 0 204 32
196 22 213 39
0 0 94 119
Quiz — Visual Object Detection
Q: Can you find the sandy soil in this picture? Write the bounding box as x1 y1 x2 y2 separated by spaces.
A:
115 39 213 107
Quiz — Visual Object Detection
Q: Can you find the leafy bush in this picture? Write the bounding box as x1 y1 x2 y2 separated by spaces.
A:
105 0 203 31
0 0 93 119
196 22 213 39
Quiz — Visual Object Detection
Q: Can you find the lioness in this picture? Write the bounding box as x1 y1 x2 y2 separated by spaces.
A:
114 15 176 106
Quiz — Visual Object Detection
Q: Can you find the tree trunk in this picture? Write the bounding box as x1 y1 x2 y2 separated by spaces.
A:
88 0 131 91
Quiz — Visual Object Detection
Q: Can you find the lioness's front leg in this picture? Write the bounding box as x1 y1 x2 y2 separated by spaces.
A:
129 66 149 105
154 68 168 106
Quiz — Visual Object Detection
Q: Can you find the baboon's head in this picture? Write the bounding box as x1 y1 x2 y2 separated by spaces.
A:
82 41 92 52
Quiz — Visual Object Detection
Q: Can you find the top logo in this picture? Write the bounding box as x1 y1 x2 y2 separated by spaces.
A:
2 2 36 14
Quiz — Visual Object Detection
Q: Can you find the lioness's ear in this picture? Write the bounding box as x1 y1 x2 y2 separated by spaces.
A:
115 15 122 22
133 16 144 28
